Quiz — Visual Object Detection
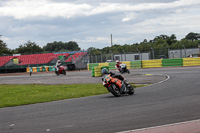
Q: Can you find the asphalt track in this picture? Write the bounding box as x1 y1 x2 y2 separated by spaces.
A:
0 67 200 133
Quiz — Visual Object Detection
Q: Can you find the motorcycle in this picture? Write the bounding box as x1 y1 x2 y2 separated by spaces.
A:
102 74 134 97
55 66 66 76
119 64 130 74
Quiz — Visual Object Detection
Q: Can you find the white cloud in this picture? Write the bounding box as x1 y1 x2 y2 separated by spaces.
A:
0 0 200 50
0 0 200 19
122 13 137 22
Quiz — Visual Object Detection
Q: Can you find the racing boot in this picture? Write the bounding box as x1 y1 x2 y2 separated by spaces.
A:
124 79 131 88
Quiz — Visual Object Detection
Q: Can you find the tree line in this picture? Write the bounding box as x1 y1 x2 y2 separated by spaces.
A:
0 41 81 55
0 32 200 56
88 32 200 58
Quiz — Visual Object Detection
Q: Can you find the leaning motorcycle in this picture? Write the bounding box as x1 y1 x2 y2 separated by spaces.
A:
102 74 134 97
119 64 130 74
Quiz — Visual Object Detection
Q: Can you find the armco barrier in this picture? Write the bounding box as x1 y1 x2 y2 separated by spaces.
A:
88 58 200 71
92 66 102 77
109 62 116 69
130 61 142 69
98 63 109 67
162 58 183 67
183 58 200 66
32 67 37 72
142 59 162 68
88 63 99 70
122 61 131 69
26 67 30 72
26 66 55 73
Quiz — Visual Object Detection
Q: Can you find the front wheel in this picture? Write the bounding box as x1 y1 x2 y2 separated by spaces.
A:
127 85 135 95
108 84 121 97
127 69 130 74
63 70 66 75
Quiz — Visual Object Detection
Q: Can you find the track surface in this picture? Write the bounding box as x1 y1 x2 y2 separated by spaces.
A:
0 67 200 133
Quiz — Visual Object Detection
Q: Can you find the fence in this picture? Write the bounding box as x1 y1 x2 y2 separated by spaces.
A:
88 47 200 64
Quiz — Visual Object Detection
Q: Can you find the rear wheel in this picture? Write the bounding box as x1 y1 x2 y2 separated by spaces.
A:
55 71 59 76
108 84 121 97
120 69 123 74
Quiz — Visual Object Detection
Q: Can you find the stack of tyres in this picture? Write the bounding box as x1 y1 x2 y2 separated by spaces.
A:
101 66 109 71
122 61 131 69
45 66 49 72
26 67 30 72
52 66 56 71
48 66 52 71
92 67 95 77
108 62 116 69
37 67 40 72
42 66 46 72
130 61 142 69
98 63 109 68
32 67 37 72
88 63 99 70
95 67 102 77
92 67 102 77
40 67 43 72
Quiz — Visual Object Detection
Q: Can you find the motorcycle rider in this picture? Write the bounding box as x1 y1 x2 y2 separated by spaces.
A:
101 68 129 92
55 60 61 72
115 60 122 72
119 63 127 73
101 68 124 81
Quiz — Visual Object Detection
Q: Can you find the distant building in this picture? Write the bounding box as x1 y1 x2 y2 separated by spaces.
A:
114 52 150 61
169 48 200 58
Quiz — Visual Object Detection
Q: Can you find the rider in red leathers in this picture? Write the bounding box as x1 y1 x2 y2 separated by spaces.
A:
115 60 122 72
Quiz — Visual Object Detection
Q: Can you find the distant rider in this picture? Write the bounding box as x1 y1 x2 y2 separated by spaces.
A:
115 60 122 72
56 60 61 71
119 63 127 73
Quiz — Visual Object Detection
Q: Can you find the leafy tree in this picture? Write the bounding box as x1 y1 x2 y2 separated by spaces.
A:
16 41 43 54
167 34 177 45
185 32 200 41
67 41 81 51
43 41 80 52
0 39 11 55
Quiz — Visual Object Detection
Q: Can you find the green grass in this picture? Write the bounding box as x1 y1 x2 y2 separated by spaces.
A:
0 84 145 108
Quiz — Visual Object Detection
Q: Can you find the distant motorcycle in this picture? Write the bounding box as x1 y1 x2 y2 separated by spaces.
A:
119 63 130 74
55 66 66 76
102 73 134 97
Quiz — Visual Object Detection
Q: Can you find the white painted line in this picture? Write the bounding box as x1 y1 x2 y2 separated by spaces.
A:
116 119 200 133
9 124 15 127
156 75 170 84
138 74 170 89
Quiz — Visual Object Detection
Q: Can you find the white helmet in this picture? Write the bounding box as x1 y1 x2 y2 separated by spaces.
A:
116 60 119 63
58 60 60 63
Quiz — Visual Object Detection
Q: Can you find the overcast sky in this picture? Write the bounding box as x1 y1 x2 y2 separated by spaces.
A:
0 0 200 50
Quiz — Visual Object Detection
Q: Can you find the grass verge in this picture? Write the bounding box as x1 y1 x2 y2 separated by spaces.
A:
0 84 145 108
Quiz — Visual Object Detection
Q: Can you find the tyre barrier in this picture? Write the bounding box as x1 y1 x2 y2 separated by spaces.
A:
88 57 200 70
26 66 56 73
92 66 109 77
